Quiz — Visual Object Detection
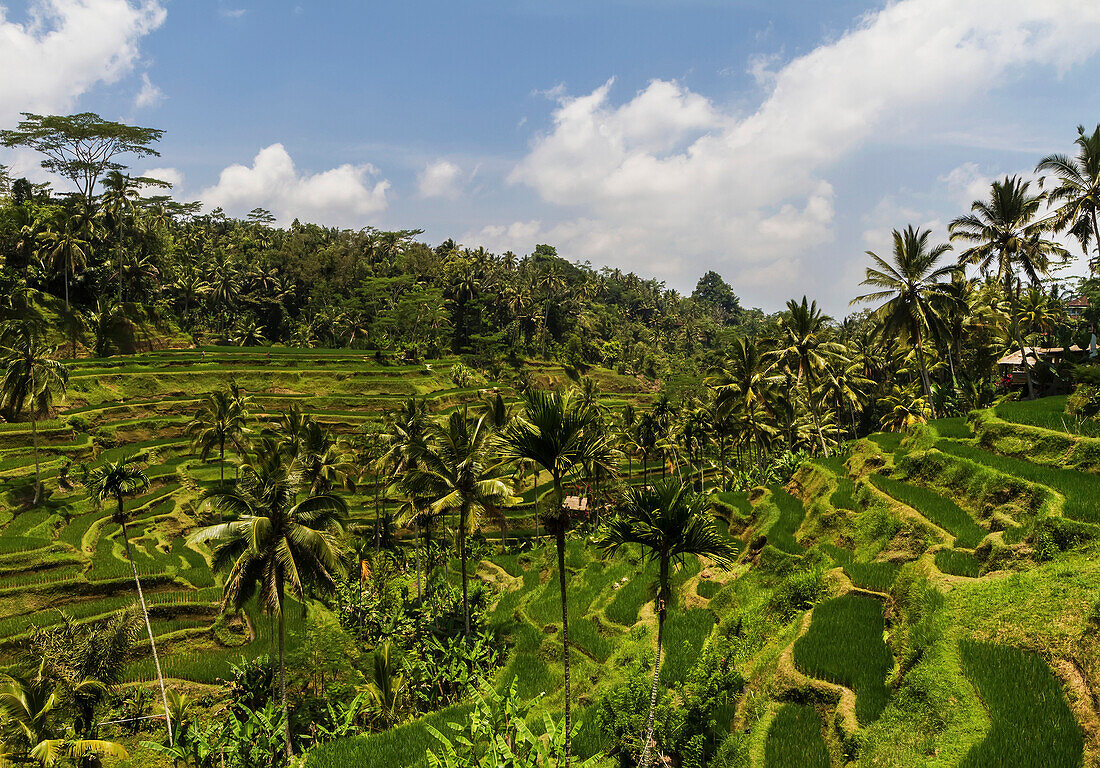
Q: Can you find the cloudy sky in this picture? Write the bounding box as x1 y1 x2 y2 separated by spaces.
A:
2 0 1100 313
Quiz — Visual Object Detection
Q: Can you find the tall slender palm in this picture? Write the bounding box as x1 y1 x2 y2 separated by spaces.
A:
851 226 958 414
707 336 775 474
101 171 141 304
498 389 618 767
190 451 348 760
950 176 1068 399
777 297 842 456
600 480 737 768
38 217 89 310
84 456 173 745
382 398 433 598
1037 124 1100 273
405 410 513 635
0 321 69 504
186 391 248 486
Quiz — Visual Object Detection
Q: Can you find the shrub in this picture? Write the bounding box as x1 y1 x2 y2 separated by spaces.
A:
767 568 825 622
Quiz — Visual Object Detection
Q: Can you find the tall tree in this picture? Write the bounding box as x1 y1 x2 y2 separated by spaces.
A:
186 391 249 487
950 176 1068 399
1037 124 1100 274
38 215 89 309
191 451 348 760
708 336 775 475
777 297 842 456
600 480 737 768
851 226 957 414
405 410 513 635
0 113 163 208
0 321 68 504
498 389 618 767
83 456 173 745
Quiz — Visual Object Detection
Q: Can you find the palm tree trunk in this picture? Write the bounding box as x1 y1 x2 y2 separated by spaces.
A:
639 564 668 768
1007 276 1036 400
460 501 470 637
1091 209 1100 276
914 331 938 417
32 416 41 505
415 519 422 603
553 475 572 767
64 258 70 310
278 586 292 759
219 439 225 487
121 518 173 746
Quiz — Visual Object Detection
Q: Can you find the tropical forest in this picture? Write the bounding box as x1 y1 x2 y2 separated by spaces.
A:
2 38 1100 768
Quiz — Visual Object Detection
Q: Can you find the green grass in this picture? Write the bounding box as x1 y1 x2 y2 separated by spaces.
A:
793 594 891 724
869 473 987 548
569 617 613 663
605 560 657 626
659 608 715 685
767 488 806 554
931 417 974 439
815 455 858 510
869 432 903 453
958 639 1082 768
304 702 474 768
696 578 722 598
843 560 900 592
764 704 830 768
936 440 1100 525
935 548 982 578
994 395 1100 437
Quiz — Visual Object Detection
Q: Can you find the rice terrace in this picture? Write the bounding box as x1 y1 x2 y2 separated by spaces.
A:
2 1 1100 766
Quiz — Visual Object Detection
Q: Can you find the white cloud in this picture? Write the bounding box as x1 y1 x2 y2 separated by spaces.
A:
133 72 163 109
418 159 463 199
486 0 1100 305
219 7 246 19
141 166 182 188
201 143 390 226
0 0 167 125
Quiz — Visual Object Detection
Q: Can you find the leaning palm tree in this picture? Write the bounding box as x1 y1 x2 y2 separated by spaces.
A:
600 480 738 768
950 176 1069 399
1037 124 1100 273
405 410 514 635
498 389 618 767
190 451 348 760
84 456 173 746
851 226 958 415
186 391 248 486
0 321 69 504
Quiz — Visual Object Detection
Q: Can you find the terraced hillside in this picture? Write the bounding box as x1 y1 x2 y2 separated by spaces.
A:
0 348 657 687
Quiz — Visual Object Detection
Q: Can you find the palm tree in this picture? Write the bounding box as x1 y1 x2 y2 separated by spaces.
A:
405 410 513 635
38 217 89 310
708 336 775 475
0 670 128 766
1037 124 1100 273
186 391 248 487
84 455 173 745
600 480 737 768
498 389 618 767
190 451 348 760
878 386 932 432
101 170 141 304
777 297 842 456
950 176 1068 399
852 226 958 415
0 321 69 504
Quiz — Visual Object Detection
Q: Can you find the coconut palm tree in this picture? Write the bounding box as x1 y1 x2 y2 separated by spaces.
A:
405 410 514 635
190 451 348 760
708 336 775 475
101 170 142 304
84 455 173 745
777 297 843 456
186 391 249 487
852 226 958 414
600 480 738 768
498 388 618 767
37 217 89 310
878 386 932 432
950 176 1069 399
0 321 69 504
1037 124 1100 273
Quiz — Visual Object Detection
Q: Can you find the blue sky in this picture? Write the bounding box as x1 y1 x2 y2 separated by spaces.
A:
2 0 1100 313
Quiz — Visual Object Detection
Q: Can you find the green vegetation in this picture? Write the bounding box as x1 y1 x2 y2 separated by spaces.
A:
959 640 1083 768
870 473 987 547
765 704 830 768
793 594 892 724
936 548 982 577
